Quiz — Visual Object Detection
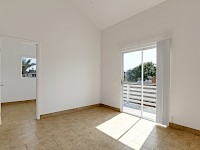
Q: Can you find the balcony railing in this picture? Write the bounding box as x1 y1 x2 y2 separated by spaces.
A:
123 82 156 108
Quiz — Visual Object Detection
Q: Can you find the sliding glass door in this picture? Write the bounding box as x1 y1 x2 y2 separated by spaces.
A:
122 46 157 121
142 48 157 121
123 51 142 117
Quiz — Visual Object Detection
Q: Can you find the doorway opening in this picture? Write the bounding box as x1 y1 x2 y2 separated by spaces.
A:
0 36 40 125
122 45 157 121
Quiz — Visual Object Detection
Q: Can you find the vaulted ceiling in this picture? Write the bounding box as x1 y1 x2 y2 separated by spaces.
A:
68 0 167 30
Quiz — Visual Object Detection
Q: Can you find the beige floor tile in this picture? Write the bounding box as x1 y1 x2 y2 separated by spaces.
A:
189 135 200 150
134 135 161 150
26 138 57 150
10 145 27 150
149 126 169 140
1 101 200 150
154 142 189 150
9 132 39 148
189 144 200 150
0 140 9 150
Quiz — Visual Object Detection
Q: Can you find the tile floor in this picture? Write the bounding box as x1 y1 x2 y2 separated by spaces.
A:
0 101 200 150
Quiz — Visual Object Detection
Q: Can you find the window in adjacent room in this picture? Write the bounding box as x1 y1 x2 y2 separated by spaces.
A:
22 57 36 78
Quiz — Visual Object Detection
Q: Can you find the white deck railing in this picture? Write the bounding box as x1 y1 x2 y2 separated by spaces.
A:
123 83 156 108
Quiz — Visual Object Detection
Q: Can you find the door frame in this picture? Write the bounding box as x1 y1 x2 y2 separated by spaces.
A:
0 35 41 124
120 44 157 121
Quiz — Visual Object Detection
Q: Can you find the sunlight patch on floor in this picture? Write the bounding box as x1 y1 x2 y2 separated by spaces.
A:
96 113 140 139
96 113 156 150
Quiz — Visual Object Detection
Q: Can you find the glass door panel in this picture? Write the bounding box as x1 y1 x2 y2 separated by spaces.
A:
123 50 142 117
142 48 157 121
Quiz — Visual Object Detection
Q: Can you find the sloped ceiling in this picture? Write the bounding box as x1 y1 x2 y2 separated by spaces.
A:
68 0 167 30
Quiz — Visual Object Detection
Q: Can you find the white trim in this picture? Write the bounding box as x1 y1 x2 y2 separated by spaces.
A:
120 36 169 51
0 35 39 43
121 42 156 53
120 53 124 112
141 50 144 117
36 43 41 120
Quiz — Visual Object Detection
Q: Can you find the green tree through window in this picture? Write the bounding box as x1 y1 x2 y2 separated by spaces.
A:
125 62 156 82
22 57 36 78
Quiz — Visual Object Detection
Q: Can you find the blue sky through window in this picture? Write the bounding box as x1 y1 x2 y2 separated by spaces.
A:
124 48 156 72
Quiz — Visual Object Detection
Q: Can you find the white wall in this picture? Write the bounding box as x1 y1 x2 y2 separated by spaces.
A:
1 37 36 102
0 0 101 115
101 0 200 130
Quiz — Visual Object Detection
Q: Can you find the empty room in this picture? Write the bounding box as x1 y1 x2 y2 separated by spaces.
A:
0 0 199 150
